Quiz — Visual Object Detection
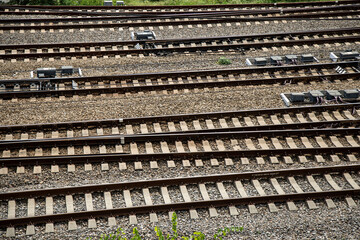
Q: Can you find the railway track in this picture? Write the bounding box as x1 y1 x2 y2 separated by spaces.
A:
1 164 359 237
1 0 357 15
0 61 359 100
1 127 359 172
1 103 359 138
1 5 359 27
1 28 359 61
1 10 359 32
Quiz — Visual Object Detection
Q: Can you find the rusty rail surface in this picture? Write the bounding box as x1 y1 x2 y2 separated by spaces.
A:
0 103 358 132
0 164 359 227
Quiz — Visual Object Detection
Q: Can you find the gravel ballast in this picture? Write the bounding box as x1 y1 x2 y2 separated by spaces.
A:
1 10 360 240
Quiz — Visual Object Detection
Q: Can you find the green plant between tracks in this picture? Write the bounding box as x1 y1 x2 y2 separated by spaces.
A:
217 57 232 65
87 212 243 240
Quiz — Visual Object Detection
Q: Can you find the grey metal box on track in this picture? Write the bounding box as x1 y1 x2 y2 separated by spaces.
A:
270 56 282 65
37 68 56 78
290 93 305 102
116 1 125 5
285 55 297 64
301 54 315 62
60 66 74 75
340 51 359 60
309 90 324 102
254 57 267 66
343 89 359 98
104 0 113 6
325 90 341 100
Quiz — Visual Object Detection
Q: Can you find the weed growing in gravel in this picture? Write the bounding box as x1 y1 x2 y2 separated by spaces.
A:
88 212 243 240
217 57 232 65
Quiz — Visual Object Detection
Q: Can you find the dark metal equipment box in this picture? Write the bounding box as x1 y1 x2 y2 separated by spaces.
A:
270 56 283 65
254 57 267 66
309 90 324 102
61 66 74 75
343 89 359 98
290 93 305 102
285 55 297 64
301 54 315 62
340 51 359 60
325 90 341 100
104 0 113 6
37 68 56 78
133 30 156 40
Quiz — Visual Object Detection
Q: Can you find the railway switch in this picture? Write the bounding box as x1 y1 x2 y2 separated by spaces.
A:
36 68 56 78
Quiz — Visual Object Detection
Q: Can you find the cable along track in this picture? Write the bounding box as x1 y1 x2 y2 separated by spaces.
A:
0 61 359 100
0 164 359 236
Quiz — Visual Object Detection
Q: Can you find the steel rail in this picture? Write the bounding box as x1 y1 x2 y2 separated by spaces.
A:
1 61 358 84
1 72 358 100
1 8 357 16
0 146 359 167
1 11 360 30
0 164 359 227
1 34 359 60
1 127 359 150
1 27 357 50
1 164 359 199
1 5 359 23
2 119 356 139
0 190 358 227
0 103 358 132
1 0 357 10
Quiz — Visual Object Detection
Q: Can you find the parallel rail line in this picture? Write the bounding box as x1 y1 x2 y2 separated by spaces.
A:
1 4 359 18
2 6 359 24
1 28 359 60
1 164 359 235
1 61 359 100
1 0 357 11
1 127 359 150
1 12 360 31
1 103 359 134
